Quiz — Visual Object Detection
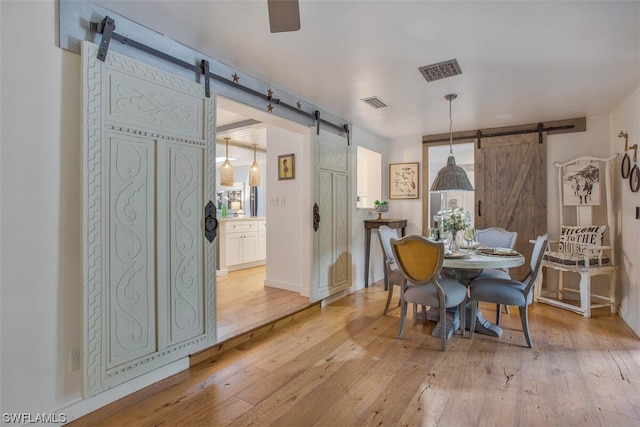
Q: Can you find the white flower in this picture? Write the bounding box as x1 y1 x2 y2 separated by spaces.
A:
437 207 471 233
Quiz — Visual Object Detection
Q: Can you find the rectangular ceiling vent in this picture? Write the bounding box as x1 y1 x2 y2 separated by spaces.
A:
418 59 462 82
361 96 389 109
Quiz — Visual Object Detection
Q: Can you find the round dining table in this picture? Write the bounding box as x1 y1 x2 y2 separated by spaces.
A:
430 249 525 338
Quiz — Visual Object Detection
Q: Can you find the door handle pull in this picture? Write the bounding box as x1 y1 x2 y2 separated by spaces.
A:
204 201 218 242
313 203 320 232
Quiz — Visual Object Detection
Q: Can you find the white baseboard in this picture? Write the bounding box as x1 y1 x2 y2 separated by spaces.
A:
264 278 302 293
58 357 189 423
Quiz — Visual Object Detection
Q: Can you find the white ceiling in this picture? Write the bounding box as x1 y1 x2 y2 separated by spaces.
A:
96 0 640 144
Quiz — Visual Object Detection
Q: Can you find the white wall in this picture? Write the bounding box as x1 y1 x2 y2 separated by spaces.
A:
388 135 424 236
350 126 394 289
610 84 640 336
1 0 84 415
264 124 310 295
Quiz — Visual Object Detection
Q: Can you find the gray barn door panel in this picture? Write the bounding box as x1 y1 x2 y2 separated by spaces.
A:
82 41 216 396
312 130 351 301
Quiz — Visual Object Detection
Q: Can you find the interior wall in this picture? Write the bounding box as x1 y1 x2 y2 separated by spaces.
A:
610 84 640 336
351 126 394 289
1 0 84 415
264 124 309 294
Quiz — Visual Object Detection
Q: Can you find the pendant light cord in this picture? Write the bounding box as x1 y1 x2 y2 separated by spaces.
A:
448 96 454 156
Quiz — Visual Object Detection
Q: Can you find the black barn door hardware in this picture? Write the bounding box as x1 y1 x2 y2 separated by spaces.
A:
204 201 219 243
313 203 320 232
89 16 349 135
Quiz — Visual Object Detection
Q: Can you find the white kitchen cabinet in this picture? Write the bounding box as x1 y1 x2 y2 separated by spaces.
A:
218 218 266 274
258 220 267 260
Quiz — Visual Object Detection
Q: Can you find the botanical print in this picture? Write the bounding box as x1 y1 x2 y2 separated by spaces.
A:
389 163 419 199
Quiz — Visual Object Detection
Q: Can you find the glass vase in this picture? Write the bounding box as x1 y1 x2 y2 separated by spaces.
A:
448 230 460 253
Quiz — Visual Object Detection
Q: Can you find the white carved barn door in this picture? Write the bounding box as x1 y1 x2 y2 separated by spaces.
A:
312 130 351 301
82 41 216 396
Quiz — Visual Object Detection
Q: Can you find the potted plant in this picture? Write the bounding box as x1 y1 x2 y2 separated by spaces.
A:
373 200 389 220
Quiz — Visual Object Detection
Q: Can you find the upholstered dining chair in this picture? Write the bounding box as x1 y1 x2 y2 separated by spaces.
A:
391 234 467 351
476 227 518 318
476 227 518 279
377 225 404 314
469 234 550 348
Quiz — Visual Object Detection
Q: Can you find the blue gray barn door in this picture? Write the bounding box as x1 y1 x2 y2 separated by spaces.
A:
312 130 352 301
82 41 216 396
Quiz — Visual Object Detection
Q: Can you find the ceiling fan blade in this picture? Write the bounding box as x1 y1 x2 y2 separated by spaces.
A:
268 0 301 33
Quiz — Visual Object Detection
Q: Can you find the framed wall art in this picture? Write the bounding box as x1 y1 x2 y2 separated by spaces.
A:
561 161 602 206
278 153 295 180
389 162 419 199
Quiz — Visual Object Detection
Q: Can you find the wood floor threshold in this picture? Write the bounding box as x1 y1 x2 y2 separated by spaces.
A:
190 301 322 366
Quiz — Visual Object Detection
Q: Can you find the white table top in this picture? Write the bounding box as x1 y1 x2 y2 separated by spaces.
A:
442 251 525 270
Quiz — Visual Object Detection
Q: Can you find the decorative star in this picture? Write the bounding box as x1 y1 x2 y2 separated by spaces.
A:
297 101 302 109
267 103 273 112
232 73 240 83
267 88 273 99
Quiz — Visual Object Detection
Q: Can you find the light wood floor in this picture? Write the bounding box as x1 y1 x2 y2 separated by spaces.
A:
217 266 310 342
71 281 640 426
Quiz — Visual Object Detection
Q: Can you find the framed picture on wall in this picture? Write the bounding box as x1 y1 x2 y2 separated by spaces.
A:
278 154 295 180
561 161 602 205
389 162 419 199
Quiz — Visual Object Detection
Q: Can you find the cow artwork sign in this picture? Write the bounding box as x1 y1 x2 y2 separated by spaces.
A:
562 161 602 206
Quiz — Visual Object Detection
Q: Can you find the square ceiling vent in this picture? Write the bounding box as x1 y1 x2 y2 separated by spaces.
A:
418 59 462 82
361 96 389 109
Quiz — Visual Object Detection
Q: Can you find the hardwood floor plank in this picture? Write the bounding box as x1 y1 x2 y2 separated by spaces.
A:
69 281 640 427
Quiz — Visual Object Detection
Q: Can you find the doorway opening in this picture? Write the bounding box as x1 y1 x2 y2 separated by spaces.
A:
215 97 311 342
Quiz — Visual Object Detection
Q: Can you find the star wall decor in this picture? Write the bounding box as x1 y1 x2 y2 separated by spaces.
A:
267 88 273 100
297 101 302 109
232 73 240 83
267 103 273 112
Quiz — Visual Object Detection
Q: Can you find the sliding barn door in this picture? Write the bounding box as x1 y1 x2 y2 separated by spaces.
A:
312 130 351 301
82 41 216 396
475 133 546 280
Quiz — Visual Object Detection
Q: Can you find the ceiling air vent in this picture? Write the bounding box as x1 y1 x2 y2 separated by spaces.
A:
418 59 462 82
361 96 389 109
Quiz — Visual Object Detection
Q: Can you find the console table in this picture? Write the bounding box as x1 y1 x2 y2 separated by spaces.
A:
364 218 408 287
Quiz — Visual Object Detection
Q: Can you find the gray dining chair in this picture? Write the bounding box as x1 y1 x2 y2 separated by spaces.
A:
391 234 467 351
476 227 518 319
468 234 550 348
377 225 404 314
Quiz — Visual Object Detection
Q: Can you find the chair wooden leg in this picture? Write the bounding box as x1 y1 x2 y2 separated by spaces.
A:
383 285 394 314
397 300 408 339
440 304 447 351
496 304 502 325
520 305 533 348
421 305 427 324
412 303 418 325
469 301 478 339
579 271 591 318
504 305 511 314
458 302 465 337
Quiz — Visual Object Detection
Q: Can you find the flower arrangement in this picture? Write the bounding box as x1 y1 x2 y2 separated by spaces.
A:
374 200 389 219
438 207 471 233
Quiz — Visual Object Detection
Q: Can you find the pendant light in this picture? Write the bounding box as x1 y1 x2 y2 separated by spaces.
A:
220 137 234 186
430 93 474 192
249 144 261 187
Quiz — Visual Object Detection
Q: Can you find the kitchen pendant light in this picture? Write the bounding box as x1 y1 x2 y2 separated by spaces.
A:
430 94 474 192
220 137 234 186
249 144 261 187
